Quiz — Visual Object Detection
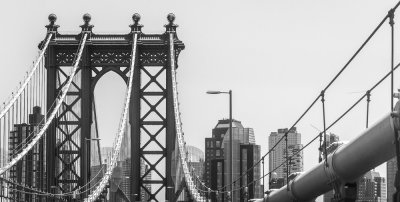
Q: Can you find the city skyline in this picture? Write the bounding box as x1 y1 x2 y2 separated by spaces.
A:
1 1 400 201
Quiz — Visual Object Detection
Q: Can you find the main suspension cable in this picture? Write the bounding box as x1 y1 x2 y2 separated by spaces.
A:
84 31 138 202
0 33 53 119
0 33 88 175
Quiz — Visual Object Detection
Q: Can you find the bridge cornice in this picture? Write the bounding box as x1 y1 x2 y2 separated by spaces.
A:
47 33 185 49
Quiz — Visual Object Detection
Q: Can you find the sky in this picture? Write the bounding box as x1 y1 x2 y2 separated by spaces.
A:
1 0 400 201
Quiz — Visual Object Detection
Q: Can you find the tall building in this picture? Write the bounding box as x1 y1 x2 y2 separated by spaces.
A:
357 170 387 202
140 159 152 202
322 133 340 202
205 119 262 202
268 127 303 186
205 119 240 196
100 146 113 164
120 158 131 199
387 158 396 202
239 144 263 199
88 146 112 200
8 106 46 201
186 145 205 181
108 158 151 202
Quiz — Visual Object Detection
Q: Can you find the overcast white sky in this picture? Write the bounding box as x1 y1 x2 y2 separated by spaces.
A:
1 0 400 201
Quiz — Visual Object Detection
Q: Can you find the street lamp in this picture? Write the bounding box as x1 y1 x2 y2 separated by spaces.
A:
206 90 233 201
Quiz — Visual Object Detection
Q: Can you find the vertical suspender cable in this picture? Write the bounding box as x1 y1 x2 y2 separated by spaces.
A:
0 33 88 175
366 91 371 128
285 135 289 190
318 132 323 163
25 81 28 123
11 98 14 134
84 32 137 202
3 109 5 166
19 83 22 125
0 33 52 120
390 9 395 110
30 72 33 113
262 157 264 194
321 90 328 165
7 112 10 160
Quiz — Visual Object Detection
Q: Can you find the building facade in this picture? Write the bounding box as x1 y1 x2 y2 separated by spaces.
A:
239 144 263 200
8 106 45 201
268 127 303 186
356 170 387 202
140 159 152 202
205 119 262 202
387 158 396 202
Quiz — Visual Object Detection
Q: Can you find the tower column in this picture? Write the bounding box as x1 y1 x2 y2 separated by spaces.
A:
165 13 178 201
130 14 143 202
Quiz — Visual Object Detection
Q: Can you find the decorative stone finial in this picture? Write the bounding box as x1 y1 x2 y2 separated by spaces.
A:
130 13 143 33
167 13 175 24
83 13 91 24
132 13 141 25
48 14 57 25
80 13 94 32
165 13 178 33
45 13 59 32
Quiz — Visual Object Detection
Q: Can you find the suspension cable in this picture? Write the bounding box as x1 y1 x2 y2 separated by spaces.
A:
0 33 52 119
212 2 400 193
5 35 86 161
0 33 88 175
169 29 204 201
84 31 138 202
203 61 400 195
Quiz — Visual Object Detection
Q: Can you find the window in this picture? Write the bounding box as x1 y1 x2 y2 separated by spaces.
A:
216 150 220 156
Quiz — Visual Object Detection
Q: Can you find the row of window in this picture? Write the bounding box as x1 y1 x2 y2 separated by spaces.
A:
205 140 222 148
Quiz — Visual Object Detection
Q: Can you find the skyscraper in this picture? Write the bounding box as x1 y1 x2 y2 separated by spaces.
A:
205 119 242 191
109 158 151 202
387 158 396 202
268 127 303 186
140 159 152 202
205 119 262 202
357 170 387 202
8 106 45 201
239 144 263 199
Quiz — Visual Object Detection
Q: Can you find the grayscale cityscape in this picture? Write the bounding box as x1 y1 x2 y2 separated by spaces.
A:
1 1 400 202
